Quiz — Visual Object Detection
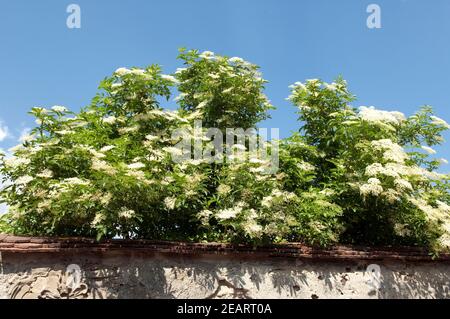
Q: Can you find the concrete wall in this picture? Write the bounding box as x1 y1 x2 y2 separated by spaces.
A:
1 250 450 299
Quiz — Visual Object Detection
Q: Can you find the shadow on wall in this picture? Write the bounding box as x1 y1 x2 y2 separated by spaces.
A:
0 252 449 299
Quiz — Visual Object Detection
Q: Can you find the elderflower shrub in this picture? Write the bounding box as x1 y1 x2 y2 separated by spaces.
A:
289 78 450 250
0 49 449 251
0 65 208 239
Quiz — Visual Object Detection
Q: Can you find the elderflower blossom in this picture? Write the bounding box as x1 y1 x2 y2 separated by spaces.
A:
199 51 215 59
161 74 178 83
102 116 117 124
164 197 176 210
297 161 316 172
197 209 213 225
359 178 383 197
63 178 90 186
358 106 405 125
4 157 31 168
365 163 400 178
394 223 411 237
394 178 413 191
197 101 208 109
216 206 241 220
382 189 400 204
261 195 273 208
174 92 187 102
145 134 159 141
91 159 116 175
243 220 263 236
55 130 74 135
37 169 53 179
88 148 106 159
175 67 187 74
435 200 450 213
114 67 131 76
217 184 231 196
118 207 136 219
51 105 68 113
430 116 450 129
118 126 139 134
91 213 106 227
130 68 145 75
249 166 266 173
438 234 450 249
421 145 436 155
229 57 244 64
163 146 183 156
37 200 51 212
127 162 146 170
306 79 320 85
371 139 408 163
127 169 147 182
100 145 115 153
365 163 384 177
15 175 33 186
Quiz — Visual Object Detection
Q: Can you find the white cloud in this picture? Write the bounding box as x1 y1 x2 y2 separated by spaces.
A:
0 122 9 141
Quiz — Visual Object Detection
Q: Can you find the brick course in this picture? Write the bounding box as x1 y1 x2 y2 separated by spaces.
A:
0 234 449 261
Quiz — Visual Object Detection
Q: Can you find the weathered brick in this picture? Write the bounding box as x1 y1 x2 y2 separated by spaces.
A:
0 234 449 261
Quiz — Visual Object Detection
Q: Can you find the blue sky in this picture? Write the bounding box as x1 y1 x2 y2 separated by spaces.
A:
0 0 449 166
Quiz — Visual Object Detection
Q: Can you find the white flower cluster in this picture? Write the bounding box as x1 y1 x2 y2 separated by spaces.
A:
118 207 136 219
365 160 446 183
297 161 316 172
128 162 146 170
91 158 116 175
114 67 147 77
102 116 117 124
199 51 215 60
359 178 383 197
371 139 408 163
421 145 436 155
358 106 405 125
4 157 31 169
51 105 68 113
37 169 53 179
135 109 188 123
216 206 242 220
287 79 348 102
15 175 33 186
164 197 176 210
261 189 297 208
62 177 91 186
100 145 115 153
242 210 263 237
430 116 450 129
217 184 231 196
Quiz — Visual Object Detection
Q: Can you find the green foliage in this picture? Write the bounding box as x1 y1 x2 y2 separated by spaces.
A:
1 49 449 251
